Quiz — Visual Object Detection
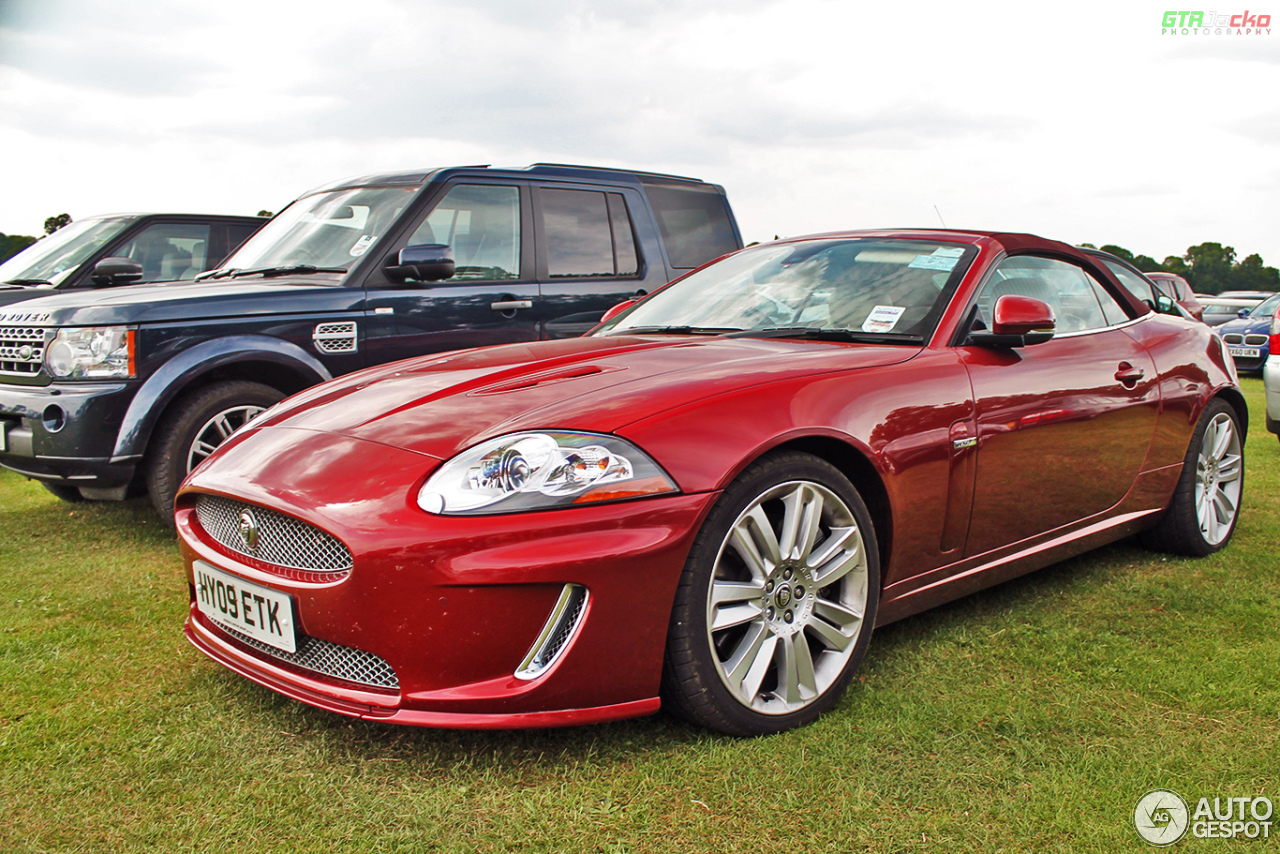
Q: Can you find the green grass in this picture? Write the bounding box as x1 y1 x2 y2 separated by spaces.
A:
2 379 1277 853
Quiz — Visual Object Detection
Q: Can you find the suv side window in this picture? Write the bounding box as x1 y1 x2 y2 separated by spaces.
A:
115 222 212 282
644 184 739 270
410 184 521 280
979 256 1127 333
540 189 638 278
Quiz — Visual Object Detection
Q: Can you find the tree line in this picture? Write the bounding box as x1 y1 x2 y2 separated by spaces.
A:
1082 241 1279 295
3 214 1278 297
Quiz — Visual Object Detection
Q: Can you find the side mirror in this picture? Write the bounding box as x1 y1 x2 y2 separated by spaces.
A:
600 299 637 324
89 257 144 287
384 244 456 283
1238 307 1250 318
969 294 1056 348
1155 293 1177 315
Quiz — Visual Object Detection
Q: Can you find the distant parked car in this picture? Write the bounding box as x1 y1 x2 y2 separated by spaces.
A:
1265 322 1280 444
1145 273 1204 322
1200 295 1268 326
1218 293 1280 372
0 213 267 308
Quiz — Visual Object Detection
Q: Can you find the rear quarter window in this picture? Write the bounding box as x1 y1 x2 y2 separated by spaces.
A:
644 184 739 270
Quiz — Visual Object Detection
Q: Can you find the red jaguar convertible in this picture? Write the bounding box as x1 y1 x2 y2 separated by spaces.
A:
177 229 1244 735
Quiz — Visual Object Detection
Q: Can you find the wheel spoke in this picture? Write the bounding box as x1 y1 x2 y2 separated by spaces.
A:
778 484 824 562
1207 417 1234 461
723 623 776 701
809 526 862 587
775 633 817 705
806 610 857 652
710 580 764 631
730 505 781 578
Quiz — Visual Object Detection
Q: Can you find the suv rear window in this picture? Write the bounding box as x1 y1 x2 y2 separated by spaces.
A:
644 184 739 270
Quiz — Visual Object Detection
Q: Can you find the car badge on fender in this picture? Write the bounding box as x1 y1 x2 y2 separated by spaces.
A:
238 510 260 552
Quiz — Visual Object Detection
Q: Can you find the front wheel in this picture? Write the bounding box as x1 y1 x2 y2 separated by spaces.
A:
1140 398 1244 556
662 452 879 736
145 381 284 523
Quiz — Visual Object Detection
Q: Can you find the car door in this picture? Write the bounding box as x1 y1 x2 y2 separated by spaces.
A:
533 185 661 338
958 255 1160 557
361 181 541 365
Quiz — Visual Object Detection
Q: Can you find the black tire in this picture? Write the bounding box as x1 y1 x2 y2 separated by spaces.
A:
1139 398 1244 556
662 452 880 736
145 380 284 523
41 482 85 503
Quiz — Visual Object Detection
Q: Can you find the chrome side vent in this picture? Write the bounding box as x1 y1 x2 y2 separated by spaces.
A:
515 583 589 681
313 321 358 354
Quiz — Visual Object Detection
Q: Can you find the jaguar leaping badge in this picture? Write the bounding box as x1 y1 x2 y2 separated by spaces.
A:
238 509 260 552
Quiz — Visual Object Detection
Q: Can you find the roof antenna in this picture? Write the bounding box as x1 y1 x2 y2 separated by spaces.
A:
933 205 948 228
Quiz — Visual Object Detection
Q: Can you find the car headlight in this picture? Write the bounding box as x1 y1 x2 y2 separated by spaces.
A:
418 431 679 515
45 327 135 379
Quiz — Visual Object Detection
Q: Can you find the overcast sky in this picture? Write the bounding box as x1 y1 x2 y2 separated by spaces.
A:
1 0 1277 264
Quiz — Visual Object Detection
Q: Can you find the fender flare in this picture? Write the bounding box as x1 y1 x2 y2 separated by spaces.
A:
111 335 332 459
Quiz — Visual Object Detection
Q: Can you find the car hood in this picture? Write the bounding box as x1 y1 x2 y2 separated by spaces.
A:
1217 316 1270 335
251 334 921 462
0 273 353 326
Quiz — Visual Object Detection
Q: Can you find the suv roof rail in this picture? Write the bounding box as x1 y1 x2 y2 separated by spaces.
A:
526 162 708 185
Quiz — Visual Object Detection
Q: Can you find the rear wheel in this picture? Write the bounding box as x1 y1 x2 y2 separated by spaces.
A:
145 381 283 523
1140 398 1243 556
662 452 879 736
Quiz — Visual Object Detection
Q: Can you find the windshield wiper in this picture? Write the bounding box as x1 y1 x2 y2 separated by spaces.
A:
230 265 348 278
730 327 923 344
194 268 237 281
609 325 741 336
4 279 51 286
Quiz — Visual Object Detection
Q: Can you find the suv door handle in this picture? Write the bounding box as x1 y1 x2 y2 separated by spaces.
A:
490 299 533 311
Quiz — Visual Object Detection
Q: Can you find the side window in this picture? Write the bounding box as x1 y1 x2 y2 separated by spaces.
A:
411 184 520 280
540 189 638 279
644 184 739 269
115 222 212 282
978 256 1123 333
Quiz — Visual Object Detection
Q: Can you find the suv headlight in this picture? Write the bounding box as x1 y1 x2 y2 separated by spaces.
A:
418 431 678 515
46 327 135 379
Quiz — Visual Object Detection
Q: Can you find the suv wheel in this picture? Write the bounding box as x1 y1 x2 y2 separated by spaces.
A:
145 381 284 523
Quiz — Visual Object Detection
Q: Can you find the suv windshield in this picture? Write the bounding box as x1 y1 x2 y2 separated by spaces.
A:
598 238 976 341
211 185 420 276
0 216 134 286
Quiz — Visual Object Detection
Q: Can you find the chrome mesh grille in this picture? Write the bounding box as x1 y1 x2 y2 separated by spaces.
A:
0 326 48 376
195 494 353 573
313 321 357 354
220 624 399 690
1245 334 1268 346
515 584 589 680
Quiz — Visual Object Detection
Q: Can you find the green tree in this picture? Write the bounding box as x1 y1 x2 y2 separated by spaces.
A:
1232 253 1280 292
43 213 71 235
1133 254 1162 272
256 210 274 218
1182 242 1236 295
1161 255 1189 276
0 232 39 263
1099 244 1135 263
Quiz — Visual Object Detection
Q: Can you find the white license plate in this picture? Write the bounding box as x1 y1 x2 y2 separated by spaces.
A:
193 560 297 653
1229 347 1261 359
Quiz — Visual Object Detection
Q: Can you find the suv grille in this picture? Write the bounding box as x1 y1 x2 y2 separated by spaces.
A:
219 623 399 690
195 494 353 574
0 326 48 377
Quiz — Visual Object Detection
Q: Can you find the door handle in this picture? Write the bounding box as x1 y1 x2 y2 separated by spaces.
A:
1115 362 1144 385
490 299 533 311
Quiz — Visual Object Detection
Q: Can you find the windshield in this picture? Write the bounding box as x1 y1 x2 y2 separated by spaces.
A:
597 238 977 340
0 216 134 286
1246 294 1280 317
214 184 420 274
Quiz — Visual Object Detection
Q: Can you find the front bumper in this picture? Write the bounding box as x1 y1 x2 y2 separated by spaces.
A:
0 380 137 489
177 427 719 728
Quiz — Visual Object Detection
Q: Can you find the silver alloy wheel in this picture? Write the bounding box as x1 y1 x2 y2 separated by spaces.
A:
185 404 267 472
706 480 869 715
1195 411 1243 545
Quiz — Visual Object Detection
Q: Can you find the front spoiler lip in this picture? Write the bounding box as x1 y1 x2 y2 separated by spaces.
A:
184 613 661 729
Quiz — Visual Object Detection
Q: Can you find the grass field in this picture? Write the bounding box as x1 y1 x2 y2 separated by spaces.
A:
2 378 1277 853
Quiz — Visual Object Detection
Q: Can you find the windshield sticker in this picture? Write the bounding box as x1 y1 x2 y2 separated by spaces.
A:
931 246 965 258
349 235 376 257
909 253 959 271
862 305 906 333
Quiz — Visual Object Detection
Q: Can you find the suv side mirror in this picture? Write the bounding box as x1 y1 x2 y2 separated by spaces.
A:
969 294 1056 348
89 257 145 287
384 244 456 283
